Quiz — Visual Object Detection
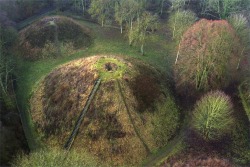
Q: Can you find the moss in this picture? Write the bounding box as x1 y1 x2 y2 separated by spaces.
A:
94 57 128 81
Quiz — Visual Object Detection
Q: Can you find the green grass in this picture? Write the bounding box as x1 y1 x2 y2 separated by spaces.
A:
94 57 128 81
15 15 174 153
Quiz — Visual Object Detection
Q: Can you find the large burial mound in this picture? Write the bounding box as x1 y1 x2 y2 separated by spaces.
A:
30 56 180 165
174 19 241 96
18 16 92 60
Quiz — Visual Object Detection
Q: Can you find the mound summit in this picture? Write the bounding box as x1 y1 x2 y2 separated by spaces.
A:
30 55 180 165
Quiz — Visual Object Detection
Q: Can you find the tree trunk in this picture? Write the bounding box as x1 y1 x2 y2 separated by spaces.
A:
54 24 61 57
172 10 177 40
120 17 123 34
102 20 104 27
175 40 181 64
160 0 164 15
130 18 133 30
141 44 144 55
81 0 85 15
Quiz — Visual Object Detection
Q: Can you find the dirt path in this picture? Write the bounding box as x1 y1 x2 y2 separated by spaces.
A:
142 125 187 167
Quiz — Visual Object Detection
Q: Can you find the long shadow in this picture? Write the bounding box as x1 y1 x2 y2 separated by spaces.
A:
64 78 101 150
116 79 151 155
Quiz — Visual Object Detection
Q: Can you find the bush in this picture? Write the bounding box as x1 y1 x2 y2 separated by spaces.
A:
174 19 240 95
168 10 196 41
152 97 180 146
192 91 234 141
12 148 99 167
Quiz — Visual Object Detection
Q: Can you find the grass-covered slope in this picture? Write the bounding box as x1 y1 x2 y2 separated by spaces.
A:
30 55 180 166
17 16 93 60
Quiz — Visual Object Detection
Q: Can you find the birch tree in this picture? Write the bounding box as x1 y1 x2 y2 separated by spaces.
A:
114 0 129 34
200 0 248 19
88 0 113 27
129 12 158 55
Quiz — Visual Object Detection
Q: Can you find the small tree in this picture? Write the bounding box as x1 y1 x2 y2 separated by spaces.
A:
192 91 234 141
128 11 158 55
169 0 186 10
121 0 140 31
88 0 113 27
115 0 129 34
200 0 248 19
168 10 196 41
228 14 250 70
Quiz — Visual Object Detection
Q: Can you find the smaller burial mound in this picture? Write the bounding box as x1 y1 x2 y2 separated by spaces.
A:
30 55 180 166
18 16 92 60
174 19 241 96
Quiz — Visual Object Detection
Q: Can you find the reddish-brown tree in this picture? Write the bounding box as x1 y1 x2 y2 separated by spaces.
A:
174 19 241 95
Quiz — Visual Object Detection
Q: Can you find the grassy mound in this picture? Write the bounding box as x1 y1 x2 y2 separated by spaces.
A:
30 55 180 166
174 19 241 96
18 16 93 60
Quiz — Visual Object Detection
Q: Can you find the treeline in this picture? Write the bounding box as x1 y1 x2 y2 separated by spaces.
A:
0 0 54 22
0 10 28 166
1 0 249 56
